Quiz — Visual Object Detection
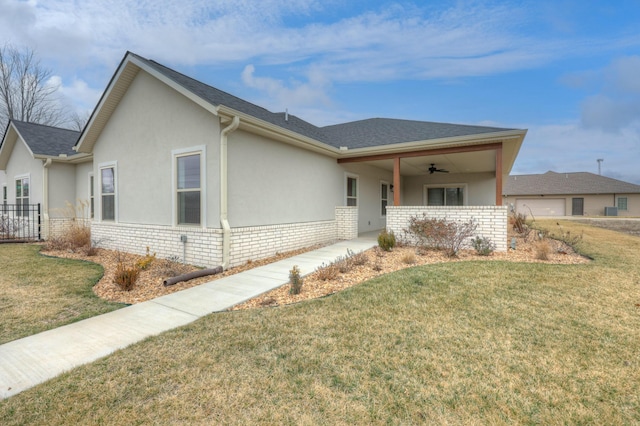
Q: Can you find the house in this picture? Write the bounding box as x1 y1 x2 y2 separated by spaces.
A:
503 171 640 217
0 121 92 239
2 51 527 267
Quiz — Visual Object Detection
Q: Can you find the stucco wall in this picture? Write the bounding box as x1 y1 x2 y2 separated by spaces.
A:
91 70 220 226
340 163 394 233
48 162 78 218
227 129 343 227
4 139 43 206
403 172 496 206
75 161 94 219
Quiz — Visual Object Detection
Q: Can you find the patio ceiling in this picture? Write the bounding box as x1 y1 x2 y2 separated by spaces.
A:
365 150 497 176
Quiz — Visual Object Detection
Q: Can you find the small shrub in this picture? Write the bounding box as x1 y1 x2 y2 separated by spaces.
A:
534 240 552 261
348 249 368 266
289 265 304 295
135 247 156 270
377 229 396 251
334 254 352 273
406 215 477 257
315 262 339 281
554 224 584 247
471 236 496 256
114 255 140 291
401 251 416 264
372 247 384 271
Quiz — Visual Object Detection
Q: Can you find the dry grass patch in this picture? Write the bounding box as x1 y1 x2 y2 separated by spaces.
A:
0 244 125 344
1 221 638 424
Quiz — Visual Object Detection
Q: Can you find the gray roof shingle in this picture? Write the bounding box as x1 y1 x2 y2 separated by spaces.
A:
504 171 640 195
12 120 79 157
132 53 515 149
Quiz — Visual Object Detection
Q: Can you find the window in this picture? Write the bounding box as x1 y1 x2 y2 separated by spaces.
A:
380 181 390 216
2 184 6 213
177 153 201 225
89 174 94 219
100 166 116 221
346 175 358 206
617 197 628 211
15 176 29 216
425 185 465 206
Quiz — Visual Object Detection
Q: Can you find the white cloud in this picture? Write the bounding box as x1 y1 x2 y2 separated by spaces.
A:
512 120 640 184
579 55 640 131
241 64 331 110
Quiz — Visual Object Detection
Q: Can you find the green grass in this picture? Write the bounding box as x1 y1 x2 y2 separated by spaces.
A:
0 244 125 344
1 221 639 424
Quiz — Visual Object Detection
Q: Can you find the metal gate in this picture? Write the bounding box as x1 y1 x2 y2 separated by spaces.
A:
0 203 41 242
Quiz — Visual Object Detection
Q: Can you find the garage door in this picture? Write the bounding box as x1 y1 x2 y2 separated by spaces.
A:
515 199 565 217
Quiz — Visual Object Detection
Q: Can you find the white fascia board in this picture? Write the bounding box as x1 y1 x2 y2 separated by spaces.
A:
216 106 341 158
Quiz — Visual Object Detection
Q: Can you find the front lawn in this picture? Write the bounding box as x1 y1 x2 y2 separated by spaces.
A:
1 221 639 424
0 244 125 344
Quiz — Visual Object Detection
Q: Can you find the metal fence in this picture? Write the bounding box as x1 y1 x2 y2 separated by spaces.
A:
0 203 41 242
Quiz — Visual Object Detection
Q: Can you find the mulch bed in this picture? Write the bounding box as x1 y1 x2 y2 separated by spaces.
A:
41 231 589 309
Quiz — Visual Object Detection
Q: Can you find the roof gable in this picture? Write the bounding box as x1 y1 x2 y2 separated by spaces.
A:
504 171 640 195
76 51 526 163
0 120 81 169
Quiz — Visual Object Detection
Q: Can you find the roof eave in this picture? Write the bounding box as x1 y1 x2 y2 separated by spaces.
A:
34 153 93 164
217 106 342 158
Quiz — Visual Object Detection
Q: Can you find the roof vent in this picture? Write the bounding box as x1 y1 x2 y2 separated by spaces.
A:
339 146 348 151
285 109 288 122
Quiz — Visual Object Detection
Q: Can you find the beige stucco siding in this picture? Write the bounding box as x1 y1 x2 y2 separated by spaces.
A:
4 140 43 206
91 70 220 226
403 172 496 206
75 161 94 219
340 163 394 233
48 162 77 218
227 129 344 227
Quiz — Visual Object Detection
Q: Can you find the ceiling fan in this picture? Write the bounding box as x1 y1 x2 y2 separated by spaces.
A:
428 163 449 174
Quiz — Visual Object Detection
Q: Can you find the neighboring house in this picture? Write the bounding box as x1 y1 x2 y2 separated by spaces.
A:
2 51 527 266
0 121 93 238
503 171 640 217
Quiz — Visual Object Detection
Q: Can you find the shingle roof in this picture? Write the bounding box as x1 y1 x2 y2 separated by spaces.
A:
132 53 515 149
321 118 513 149
12 120 79 157
504 171 640 195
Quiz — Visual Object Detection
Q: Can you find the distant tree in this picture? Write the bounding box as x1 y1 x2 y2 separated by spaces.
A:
0 43 69 131
68 110 91 131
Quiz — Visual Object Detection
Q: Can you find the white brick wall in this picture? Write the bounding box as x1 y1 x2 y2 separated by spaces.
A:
386 206 508 252
91 222 223 267
335 206 358 240
91 218 341 268
228 220 336 266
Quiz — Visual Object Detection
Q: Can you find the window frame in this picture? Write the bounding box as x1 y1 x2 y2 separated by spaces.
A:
423 183 467 206
380 180 390 218
15 174 30 217
99 162 117 222
172 146 206 227
617 197 628 211
345 173 358 207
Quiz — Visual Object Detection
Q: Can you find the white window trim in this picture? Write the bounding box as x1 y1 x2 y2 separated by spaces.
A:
2 183 7 213
88 173 94 220
98 161 117 222
380 180 390 218
172 145 207 228
423 183 468 206
344 172 359 207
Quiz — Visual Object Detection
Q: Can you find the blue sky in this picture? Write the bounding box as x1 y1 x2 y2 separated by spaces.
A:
2 0 640 182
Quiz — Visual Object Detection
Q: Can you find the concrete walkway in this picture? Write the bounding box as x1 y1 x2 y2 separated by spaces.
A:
0 235 378 400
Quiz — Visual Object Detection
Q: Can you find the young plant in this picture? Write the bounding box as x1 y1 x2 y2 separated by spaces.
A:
114 253 140 291
406 215 477 257
471 236 496 256
377 229 396 251
289 265 304 295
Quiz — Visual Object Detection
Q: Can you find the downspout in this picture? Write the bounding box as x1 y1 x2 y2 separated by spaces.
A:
42 158 52 240
220 116 240 269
